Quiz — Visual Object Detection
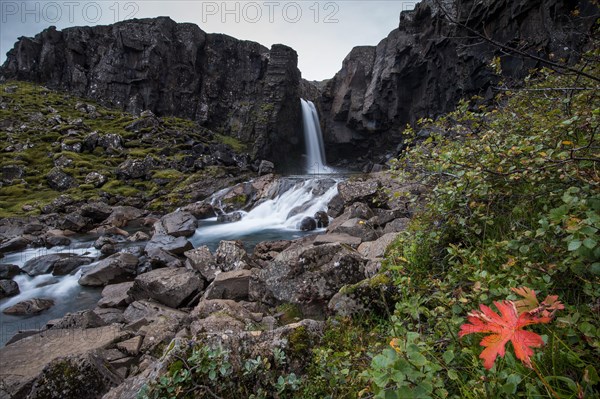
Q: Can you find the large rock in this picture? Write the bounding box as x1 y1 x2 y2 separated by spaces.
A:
22 253 91 276
0 263 21 279
48 310 106 330
128 268 203 308
319 0 596 164
153 211 197 237
357 232 400 259
0 236 29 253
1 17 305 164
329 217 379 242
254 243 367 308
46 167 77 191
215 240 254 271
0 279 19 298
184 246 219 281
328 272 400 317
98 282 134 308
145 234 193 255
81 202 114 222
79 253 139 286
3 298 55 315
0 326 125 398
204 269 253 301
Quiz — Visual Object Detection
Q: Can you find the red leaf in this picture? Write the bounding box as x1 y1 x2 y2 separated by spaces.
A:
459 300 552 369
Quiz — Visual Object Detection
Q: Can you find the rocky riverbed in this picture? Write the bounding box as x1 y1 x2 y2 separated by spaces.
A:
0 171 426 398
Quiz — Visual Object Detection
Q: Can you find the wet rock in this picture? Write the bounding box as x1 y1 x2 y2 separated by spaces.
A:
129 267 203 308
327 194 345 218
314 211 329 228
153 211 197 237
216 240 254 271
98 282 134 308
180 202 215 219
204 269 253 301
46 167 77 191
45 234 72 247
184 246 219 281
3 298 55 315
79 253 139 286
217 211 243 223
22 253 90 276
145 234 193 255
52 256 93 275
0 279 19 298
0 263 21 279
0 236 29 253
94 236 117 250
298 216 317 231
85 171 108 187
81 202 114 222
258 160 275 176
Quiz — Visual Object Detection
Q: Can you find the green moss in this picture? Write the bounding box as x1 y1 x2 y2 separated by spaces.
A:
287 326 310 358
276 303 303 325
214 133 247 152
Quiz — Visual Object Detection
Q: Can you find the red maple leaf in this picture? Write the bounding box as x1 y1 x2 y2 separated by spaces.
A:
459 300 553 370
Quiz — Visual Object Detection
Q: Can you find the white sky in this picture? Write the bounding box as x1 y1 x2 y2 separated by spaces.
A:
0 1 418 81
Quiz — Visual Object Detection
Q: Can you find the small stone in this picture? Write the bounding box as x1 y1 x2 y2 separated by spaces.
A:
116 336 143 356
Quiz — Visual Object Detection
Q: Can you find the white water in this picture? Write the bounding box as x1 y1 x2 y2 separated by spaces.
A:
191 178 338 249
301 99 334 174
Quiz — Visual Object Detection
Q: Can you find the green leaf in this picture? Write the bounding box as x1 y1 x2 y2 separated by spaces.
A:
568 240 582 251
442 350 454 364
447 369 459 381
501 382 516 394
583 237 597 249
584 365 599 385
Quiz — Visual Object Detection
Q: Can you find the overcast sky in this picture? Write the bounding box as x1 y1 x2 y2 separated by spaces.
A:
0 0 418 80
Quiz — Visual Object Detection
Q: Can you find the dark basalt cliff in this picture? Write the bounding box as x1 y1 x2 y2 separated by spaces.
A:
320 0 597 165
0 17 302 166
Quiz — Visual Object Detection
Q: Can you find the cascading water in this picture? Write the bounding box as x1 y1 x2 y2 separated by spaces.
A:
191 178 339 251
301 99 333 174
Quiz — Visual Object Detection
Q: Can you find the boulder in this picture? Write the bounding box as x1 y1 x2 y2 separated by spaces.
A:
98 133 124 152
22 253 91 276
98 282 134 308
312 233 362 248
146 248 184 268
46 167 77 191
123 300 188 325
104 206 144 228
252 240 291 266
258 160 275 176
79 253 139 286
328 272 400 317
116 157 154 180
314 211 329 228
215 240 253 271
181 202 215 219
85 171 108 187
357 232 400 259
153 211 197 237
217 212 243 223
127 231 150 242
60 212 92 232
383 217 411 234
81 202 113 222
128 268 203 308
337 179 381 206
329 218 379 242
45 234 72 247
0 326 125 398
116 336 143 356
48 310 106 330
0 279 19 298
0 236 29 253
3 298 55 315
0 263 20 279
145 234 193 255
93 308 126 324
184 246 219 281
204 269 253 301
298 216 317 231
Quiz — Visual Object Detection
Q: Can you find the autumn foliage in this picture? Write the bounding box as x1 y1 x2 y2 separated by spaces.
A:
459 287 564 370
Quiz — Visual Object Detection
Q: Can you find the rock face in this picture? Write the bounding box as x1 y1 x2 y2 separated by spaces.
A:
1 17 303 165
319 0 597 163
128 268 203 308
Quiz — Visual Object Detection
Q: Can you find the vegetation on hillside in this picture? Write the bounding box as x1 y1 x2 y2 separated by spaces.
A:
0 81 250 217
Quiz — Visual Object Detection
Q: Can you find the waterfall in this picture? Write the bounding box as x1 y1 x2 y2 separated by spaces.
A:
301 99 333 174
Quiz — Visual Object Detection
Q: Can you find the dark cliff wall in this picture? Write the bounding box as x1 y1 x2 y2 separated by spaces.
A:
320 0 597 164
0 17 302 166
